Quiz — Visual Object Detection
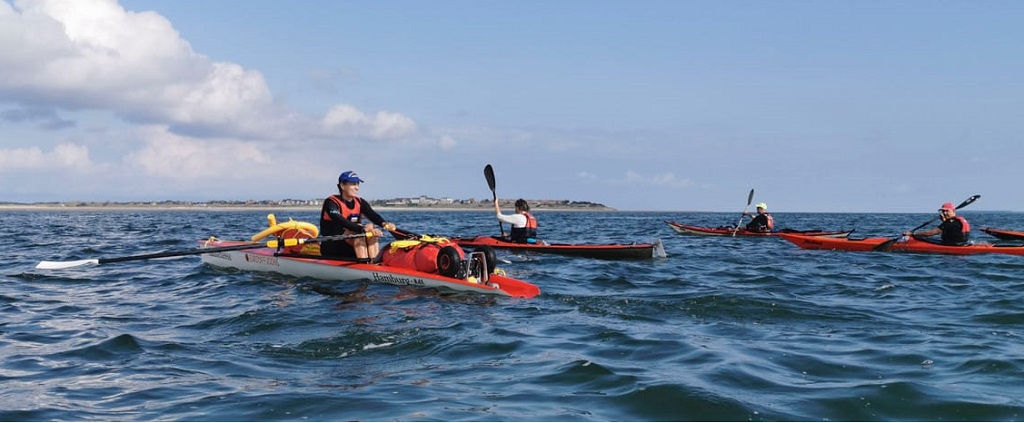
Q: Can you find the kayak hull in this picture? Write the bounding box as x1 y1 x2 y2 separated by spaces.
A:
982 227 1024 241
198 240 540 298
452 236 667 260
779 233 1024 256
666 221 853 238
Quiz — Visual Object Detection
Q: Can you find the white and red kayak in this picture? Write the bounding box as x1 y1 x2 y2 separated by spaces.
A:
198 239 541 298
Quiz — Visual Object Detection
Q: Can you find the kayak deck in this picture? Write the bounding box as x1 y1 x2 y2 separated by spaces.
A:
666 221 853 238
981 227 1024 241
198 240 541 298
452 236 667 260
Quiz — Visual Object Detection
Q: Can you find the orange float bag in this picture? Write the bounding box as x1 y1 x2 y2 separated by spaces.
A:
381 236 465 278
250 214 320 255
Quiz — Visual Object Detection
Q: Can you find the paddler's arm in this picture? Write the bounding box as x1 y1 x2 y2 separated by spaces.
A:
495 210 522 225
359 198 394 233
494 199 506 236
905 227 941 238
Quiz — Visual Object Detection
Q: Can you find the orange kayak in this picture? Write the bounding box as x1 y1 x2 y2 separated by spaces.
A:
779 233 1024 256
981 227 1024 241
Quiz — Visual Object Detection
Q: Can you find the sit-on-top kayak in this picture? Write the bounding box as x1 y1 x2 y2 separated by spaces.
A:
450 236 667 260
665 221 853 238
779 233 1024 256
199 239 540 298
981 227 1024 241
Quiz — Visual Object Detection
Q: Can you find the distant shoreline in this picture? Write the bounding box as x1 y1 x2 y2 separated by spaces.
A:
0 204 618 213
2 204 1017 214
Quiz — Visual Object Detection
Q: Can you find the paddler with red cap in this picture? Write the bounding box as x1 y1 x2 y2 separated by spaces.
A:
904 202 971 245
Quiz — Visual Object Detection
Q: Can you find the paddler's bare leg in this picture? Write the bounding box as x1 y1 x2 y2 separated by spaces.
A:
345 230 370 259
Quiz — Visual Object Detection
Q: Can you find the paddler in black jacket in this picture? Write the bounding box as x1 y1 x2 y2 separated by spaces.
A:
904 202 971 245
320 171 395 259
743 202 774 233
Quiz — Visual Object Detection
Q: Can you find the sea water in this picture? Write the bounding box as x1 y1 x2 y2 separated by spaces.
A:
1 209 1022 421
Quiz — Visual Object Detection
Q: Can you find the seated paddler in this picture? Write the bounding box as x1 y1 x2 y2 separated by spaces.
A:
320 170 396 260
495 198 538 244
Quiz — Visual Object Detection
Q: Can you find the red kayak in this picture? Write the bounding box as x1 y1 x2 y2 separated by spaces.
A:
779 233 1024 256
981 227 1024 241
666 221 853 238
451 235 667 260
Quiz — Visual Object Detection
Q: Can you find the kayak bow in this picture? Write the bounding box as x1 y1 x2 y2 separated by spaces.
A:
981 227 1024 241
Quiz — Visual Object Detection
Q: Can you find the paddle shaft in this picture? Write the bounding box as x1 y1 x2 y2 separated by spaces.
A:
37 233 372 269
732 189 755 237
97 242 264 264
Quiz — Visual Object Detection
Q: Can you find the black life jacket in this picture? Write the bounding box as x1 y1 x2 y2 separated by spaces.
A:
509 212 538 244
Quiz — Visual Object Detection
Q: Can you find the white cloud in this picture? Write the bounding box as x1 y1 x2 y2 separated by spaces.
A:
0 0 415 141
439 135 457 150
0 143 98 171
123 126 272 179
624 170 692 188
322 104 417 139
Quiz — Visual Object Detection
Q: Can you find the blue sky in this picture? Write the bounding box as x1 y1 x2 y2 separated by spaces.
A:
2 0 1022 212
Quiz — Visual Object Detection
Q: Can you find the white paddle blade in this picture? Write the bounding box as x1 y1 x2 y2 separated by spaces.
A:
36 259 100 270
652 239 668 258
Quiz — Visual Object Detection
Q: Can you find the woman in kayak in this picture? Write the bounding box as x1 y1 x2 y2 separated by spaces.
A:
495 198 538 243
904 202 971 245
743 202 774 233
320 170 396 260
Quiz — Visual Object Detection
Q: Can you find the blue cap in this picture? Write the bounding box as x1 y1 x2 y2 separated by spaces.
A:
338 171 364 184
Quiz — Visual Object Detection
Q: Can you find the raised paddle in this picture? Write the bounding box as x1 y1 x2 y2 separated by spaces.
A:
35 232 373 270
872 194 981 251
484 164 503 237
732 189 755 237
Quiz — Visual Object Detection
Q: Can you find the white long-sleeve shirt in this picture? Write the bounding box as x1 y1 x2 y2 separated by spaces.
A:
496 211 528 228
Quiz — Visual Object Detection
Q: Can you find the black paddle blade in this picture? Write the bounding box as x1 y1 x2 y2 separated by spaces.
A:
484 163 503 235
484 164 496 192
957 195 981 210
746 189 755 205
871 237 899 252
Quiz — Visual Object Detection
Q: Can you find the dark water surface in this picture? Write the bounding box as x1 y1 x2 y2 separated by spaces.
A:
2 209 1023 421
